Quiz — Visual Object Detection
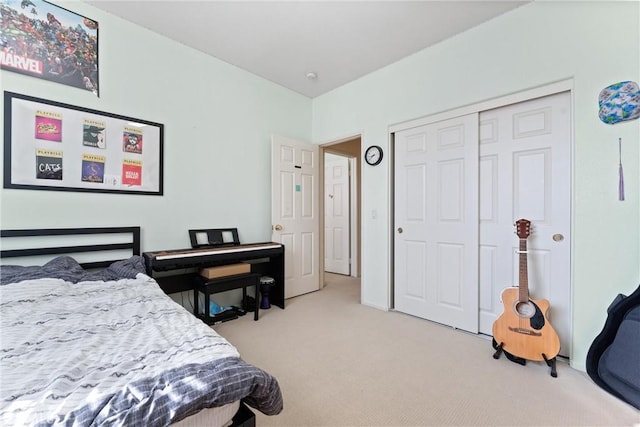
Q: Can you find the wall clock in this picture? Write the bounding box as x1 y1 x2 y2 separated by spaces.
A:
365 145 383 166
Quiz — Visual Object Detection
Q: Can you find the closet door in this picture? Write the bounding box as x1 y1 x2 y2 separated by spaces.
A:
478 92 571 356
394 114 479 333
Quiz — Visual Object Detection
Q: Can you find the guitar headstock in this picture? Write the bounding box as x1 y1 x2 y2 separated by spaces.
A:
515 218 531 239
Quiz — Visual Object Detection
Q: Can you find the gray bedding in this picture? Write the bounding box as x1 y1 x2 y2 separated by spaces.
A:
37 358 283 426
0 255 146 285
0 257 283 426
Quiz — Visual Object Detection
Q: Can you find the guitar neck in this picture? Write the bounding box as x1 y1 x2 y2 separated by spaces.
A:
519 238 529 302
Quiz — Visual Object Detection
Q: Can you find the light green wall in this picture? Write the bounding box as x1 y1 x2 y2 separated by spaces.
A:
1 0 638 372
312 0 640 370
0 1 312 252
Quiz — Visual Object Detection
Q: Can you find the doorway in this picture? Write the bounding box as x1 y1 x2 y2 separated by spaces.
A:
320 137 361 284
324 153 351 275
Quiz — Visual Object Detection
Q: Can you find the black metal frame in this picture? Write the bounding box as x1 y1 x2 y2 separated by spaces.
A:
0 226 140 269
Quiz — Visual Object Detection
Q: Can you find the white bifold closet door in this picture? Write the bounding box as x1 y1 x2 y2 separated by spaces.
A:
394 113 479 333
478 92 571 357
393 92 571 357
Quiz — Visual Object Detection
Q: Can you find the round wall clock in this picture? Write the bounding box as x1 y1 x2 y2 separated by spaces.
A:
365 145 383 166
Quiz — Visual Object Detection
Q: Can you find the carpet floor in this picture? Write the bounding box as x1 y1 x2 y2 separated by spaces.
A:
214 273 640 426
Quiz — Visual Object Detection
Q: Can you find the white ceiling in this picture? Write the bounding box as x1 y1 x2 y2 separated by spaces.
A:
84 1 529 98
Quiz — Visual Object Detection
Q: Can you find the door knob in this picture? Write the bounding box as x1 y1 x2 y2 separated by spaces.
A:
397 227 403 234
274 224 283 231
552 233 564 242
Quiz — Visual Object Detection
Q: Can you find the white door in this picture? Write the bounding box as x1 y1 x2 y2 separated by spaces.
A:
271 134 320 298
394 114 479 333
478 92 572 356
324 153 350 275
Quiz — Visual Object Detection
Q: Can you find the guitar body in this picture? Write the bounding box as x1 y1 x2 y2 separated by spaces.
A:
493 287 560 361
492 219 561 365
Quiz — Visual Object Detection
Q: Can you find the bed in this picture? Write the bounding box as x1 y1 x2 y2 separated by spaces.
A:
0 227 283 426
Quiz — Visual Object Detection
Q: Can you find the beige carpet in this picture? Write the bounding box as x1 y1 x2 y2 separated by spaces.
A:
214 274 640 426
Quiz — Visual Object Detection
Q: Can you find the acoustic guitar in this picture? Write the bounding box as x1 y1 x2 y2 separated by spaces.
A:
492 219 561 365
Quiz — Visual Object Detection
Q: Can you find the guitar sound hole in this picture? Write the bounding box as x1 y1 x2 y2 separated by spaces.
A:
514 301 535 318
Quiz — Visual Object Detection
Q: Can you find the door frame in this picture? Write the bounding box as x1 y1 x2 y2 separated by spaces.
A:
348 156 358 278
388 78 574 350
389 80 573 134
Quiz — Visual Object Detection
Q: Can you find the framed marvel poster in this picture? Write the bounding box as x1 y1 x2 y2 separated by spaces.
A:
0 0 99 95
3 91 164 195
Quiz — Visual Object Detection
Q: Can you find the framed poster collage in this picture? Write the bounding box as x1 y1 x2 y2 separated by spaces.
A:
4 91 164 195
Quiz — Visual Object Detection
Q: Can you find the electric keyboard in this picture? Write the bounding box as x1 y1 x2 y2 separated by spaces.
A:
143 242 285 309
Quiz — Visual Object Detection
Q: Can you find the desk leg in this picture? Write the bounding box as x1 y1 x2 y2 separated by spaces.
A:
270 251 285 309
242 285 246 310
254 282 259 321
193 287 199 316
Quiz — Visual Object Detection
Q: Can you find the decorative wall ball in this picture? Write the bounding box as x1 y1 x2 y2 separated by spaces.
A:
598 81 640 124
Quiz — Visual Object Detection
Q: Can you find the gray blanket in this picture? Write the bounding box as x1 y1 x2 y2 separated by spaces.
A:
0 255 146 285
38 357 283 426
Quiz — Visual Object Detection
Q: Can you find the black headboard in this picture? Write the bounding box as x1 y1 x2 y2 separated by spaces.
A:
0 226 140 269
